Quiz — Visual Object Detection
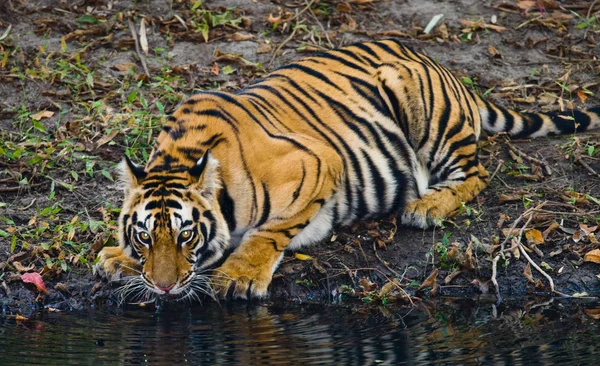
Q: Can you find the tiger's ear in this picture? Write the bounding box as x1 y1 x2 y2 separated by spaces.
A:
189 150 220 198
118 155 147 193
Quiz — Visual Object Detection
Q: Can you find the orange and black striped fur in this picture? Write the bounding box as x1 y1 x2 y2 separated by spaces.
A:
96 39 600 301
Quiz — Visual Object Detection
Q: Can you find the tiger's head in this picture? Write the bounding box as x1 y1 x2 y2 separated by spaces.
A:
117 151 230 298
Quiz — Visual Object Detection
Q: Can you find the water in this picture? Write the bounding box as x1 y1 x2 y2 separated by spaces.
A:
1 299 599 365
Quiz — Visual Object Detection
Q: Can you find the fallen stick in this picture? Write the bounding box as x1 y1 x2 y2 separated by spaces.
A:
127 17 150 78
506 140 552 176
574 149 600 178
269 20 302 65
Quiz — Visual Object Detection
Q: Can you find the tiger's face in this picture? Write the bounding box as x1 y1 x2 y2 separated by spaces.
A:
118 152 230 298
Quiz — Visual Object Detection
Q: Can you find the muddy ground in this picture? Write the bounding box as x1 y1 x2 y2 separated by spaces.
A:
0 0 599 315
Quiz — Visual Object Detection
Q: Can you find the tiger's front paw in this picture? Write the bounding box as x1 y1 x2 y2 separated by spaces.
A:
401 198 446 229
94 247 142 281
212 255 272 300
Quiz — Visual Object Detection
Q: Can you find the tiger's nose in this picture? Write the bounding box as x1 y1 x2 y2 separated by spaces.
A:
156 283 175 292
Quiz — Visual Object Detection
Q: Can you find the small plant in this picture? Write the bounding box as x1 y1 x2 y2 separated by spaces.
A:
462 76 494 98
189 3 243 42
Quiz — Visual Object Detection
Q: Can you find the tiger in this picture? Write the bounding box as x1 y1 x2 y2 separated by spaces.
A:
95 39 600 302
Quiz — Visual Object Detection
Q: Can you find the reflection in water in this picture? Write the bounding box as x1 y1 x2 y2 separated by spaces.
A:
0 299 599 365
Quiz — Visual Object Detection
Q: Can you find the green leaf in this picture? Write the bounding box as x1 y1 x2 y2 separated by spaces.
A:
76 14 100 24
0 229 9 238
156 101 165 115
10 235 17 252
127 89 138 104
99 170 114 181
588 145 595 157
555 81 571 93
191 0 203 10
222 65 236 75
462 77 474 86
32 119 46 132
86 72 94 89
71 170 79 181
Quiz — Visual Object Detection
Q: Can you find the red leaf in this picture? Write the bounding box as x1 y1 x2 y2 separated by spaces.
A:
21 272 48 293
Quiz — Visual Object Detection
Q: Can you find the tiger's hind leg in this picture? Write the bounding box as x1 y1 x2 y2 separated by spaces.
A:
401 162 489 228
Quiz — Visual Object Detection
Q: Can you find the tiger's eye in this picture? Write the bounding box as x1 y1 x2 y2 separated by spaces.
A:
180 230 192 240
137 231 151 244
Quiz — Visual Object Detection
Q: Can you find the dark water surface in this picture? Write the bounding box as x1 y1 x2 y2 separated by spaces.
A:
1 299 599 365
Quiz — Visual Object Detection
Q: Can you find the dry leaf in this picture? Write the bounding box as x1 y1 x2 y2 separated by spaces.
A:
231 32 254 41
256 43 272 54
488 44 501 58
498 193 524 204
417 268 438 294
379 280 400 298
211 62 219 76
16 314 28 321
523 263 534 283
511 238 521 260
577 89 589 104
463 240 475 270
139 18 148 56
584 308 600 320
444 268 461 284
294 253 313 261
525 229 544 245
95 129 119 149
31 110 54 120
336 2 352 13
502 228 520 237
539 0 558 9
470 279 489 294
112 62 137 72
359 278 377 292
516 0 536 10
543 221 560 238
580 224 598 236
584 249 600 264
13 261 34 273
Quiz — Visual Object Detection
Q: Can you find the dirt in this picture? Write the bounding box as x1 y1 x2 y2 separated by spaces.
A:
1 0 600 315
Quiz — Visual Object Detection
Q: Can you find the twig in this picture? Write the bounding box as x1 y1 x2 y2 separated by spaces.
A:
517 243 558 293
306 0 335 49
127 17 150 78
574 149 600 178
545 54 600 62
372 241 402 279
0 24 12 41
583 0 599 40
491 255 501 302
499 202 544 251
491 202 545 302
488 158 504 183
270 20 303 65
505 140 552 176
0 182 47 192
286 0 315 24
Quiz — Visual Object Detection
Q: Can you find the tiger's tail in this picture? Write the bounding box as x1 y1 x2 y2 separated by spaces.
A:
476 96 600 139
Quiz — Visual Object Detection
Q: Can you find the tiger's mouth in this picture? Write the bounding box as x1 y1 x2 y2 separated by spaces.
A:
115 271 218 305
